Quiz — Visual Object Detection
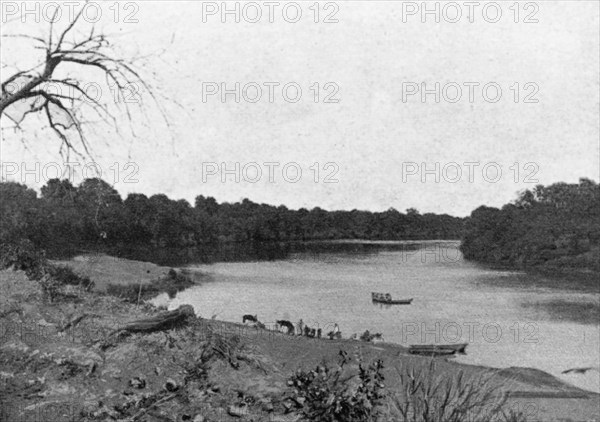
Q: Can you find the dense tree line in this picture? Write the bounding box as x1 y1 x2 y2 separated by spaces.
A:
0 179 464 257
461 178 600 272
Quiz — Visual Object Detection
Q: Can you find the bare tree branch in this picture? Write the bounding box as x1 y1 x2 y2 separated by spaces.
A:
1 2 172 158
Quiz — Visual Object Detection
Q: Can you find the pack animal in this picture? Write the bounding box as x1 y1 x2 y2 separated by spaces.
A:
276 320 295 334
243 314 258 324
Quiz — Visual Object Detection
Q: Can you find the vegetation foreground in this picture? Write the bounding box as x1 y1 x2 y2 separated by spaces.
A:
1 247 598 421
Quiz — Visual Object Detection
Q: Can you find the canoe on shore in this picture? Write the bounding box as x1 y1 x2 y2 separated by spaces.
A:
408 343 468 356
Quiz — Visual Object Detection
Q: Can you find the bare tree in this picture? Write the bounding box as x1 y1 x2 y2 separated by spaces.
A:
0 5 171 158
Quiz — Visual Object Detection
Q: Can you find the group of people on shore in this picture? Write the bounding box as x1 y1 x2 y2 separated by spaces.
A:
242 314 341 339
294 319 341 340
241 314 385 343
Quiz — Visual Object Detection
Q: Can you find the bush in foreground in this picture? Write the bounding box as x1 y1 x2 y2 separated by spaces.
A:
288 352 528 422
0 240 93 300
388 360 528 422
0 240 46 280
288 350 386 422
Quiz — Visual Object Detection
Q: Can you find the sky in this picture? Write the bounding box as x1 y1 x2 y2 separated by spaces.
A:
1 1 599 216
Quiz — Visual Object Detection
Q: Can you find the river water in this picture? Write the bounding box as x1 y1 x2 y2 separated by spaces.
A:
154 240 600 393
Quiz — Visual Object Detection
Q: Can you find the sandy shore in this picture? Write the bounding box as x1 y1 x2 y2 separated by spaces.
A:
1 256 598 421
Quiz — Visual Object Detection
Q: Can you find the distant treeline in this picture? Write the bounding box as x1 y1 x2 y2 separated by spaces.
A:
461 178 600 272
0 179 464 256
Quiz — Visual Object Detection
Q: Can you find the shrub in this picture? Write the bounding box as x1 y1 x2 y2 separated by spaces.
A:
46 265 95 290
387 360 528 422
288 350 386 422
39 274 62 302
0 240 94 298
0 240 46 280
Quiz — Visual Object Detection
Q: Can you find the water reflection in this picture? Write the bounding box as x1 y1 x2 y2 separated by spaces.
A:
473 268 599 292
372 301 394 310
99 239 457 266
522 299 600 325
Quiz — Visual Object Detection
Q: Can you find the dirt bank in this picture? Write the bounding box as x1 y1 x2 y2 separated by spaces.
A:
1 258 598 421
51 254 206 292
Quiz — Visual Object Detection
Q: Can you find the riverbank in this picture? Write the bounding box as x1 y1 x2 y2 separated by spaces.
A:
1 256 599 421
461 242 600 278
51 254 203 301
474 258 600 289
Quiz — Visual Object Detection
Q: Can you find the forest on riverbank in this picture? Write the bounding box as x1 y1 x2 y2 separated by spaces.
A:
2 178 598 272
460 178 600 273
0 178 464 257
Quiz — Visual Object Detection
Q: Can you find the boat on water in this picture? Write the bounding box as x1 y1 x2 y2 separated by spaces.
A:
408 343 468 356
371 292 413 305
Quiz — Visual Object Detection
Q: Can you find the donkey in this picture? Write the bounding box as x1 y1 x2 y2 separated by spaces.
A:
277 320 295 335
243 314 258 324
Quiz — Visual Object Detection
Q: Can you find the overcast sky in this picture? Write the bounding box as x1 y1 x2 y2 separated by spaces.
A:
1 1 599 216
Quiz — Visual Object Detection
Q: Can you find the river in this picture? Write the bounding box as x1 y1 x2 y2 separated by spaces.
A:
153 240 600 393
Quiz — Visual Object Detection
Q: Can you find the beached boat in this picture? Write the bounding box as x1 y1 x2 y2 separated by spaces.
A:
408 343 468 356
408 347 457 356
371 292 413 305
